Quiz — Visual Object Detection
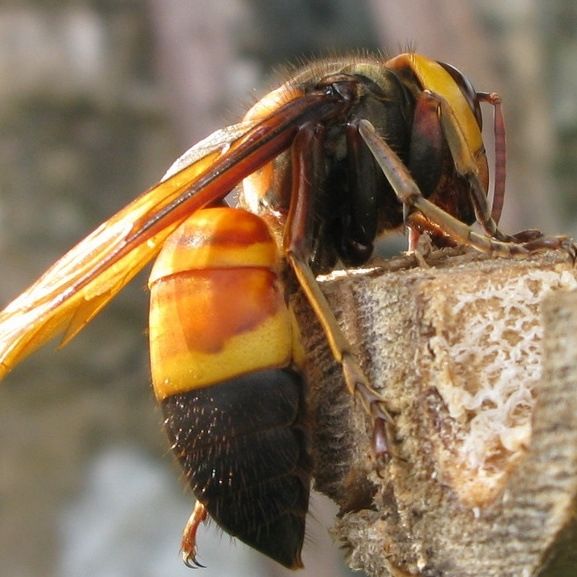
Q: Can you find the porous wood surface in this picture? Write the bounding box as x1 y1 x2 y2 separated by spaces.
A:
298 250 577 577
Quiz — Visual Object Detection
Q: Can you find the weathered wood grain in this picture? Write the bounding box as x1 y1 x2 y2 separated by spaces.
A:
299 250 577 577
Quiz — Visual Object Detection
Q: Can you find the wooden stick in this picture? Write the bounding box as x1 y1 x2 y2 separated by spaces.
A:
296 249 577 577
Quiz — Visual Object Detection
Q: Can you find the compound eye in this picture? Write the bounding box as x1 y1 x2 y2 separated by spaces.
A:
438 61 483 128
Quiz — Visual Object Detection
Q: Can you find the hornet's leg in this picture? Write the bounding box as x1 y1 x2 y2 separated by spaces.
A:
284 123 393 460
181 501 207 568
358 119 576 260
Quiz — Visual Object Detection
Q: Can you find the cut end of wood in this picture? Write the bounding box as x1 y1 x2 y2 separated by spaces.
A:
297 249 577 577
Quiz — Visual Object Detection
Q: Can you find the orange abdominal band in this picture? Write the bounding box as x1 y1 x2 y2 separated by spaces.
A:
148 207 293 401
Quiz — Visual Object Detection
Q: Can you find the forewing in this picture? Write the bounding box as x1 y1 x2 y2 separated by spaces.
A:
0 122 255 377
0 84 344 377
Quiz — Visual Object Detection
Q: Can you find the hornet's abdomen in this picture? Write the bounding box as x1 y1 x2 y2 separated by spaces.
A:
148 207 309 568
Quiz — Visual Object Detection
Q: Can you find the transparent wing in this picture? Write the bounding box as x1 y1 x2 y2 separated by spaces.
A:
0 86 341 377
0 122 254 376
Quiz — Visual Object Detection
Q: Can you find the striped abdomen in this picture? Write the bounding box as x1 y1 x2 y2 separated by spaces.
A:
148 207 309 568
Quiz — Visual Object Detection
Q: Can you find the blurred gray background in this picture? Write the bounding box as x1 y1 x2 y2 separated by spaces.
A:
0 1 576 576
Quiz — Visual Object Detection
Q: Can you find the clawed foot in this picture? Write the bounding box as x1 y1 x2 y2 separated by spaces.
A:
181 501 208 568
510 229 577 262
342 352 396 463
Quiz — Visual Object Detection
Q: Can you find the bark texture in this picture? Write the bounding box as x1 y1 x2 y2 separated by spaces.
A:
299 249 577 577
